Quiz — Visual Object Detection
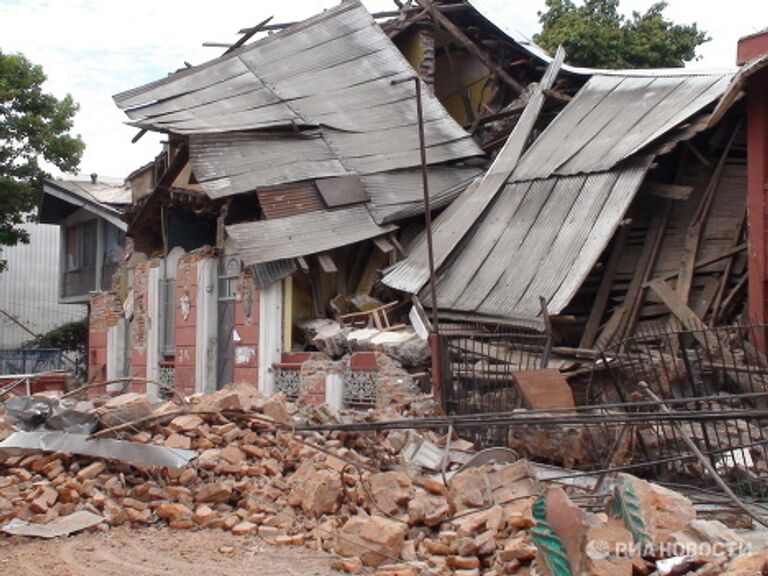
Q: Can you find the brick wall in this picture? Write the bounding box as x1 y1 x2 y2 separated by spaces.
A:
174 253 198 396
130 260 151 381
232 267 260 385
88 291 124 384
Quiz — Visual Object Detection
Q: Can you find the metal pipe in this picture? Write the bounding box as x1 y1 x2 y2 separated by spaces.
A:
391 75 440 334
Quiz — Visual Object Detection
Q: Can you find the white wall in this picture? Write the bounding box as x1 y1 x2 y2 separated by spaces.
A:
0 222 86 348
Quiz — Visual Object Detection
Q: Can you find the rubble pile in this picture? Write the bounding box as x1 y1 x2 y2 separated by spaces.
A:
0 384 766 576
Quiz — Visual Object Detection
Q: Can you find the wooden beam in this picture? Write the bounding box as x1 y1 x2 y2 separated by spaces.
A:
580 225 629 349
224 16 274 55
645 182 694 201
710 210 746 325
647 277 762 396
656 243 748 282
415 0 525 94
317 253 338 274
675 123 740 305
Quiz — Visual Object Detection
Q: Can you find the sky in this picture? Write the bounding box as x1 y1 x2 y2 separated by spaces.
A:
1 0 766 181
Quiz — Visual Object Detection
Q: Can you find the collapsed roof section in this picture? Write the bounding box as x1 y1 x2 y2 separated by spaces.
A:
383 69 737 328
113 1 485 264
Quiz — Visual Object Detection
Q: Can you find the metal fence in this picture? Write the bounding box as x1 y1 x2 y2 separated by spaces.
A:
439 324 551 416
593 322 768 499
436 322 768 499
0 348 63 375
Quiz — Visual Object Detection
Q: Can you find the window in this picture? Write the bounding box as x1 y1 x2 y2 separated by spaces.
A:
160 278 176 357
103 225 126 264
65 221 97 271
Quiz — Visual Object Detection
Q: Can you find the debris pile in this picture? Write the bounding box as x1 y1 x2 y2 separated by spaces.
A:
0 385 765 576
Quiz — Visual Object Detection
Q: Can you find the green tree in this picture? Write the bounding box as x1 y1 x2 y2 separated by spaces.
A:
0 51 84 269
534 0 709 69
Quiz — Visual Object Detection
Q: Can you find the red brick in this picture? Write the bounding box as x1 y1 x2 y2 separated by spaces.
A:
233 367 258 385
350 352 378 372
176 326 196 347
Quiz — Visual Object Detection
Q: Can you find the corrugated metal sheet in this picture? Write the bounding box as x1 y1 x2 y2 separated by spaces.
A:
419 157 652 326
256 182 324 220
361 167 481 224
251 259 298 290
382 48 566 294
0 223 86 348
115 2 481 200
44 180 130 208
227 205 397 265
511 73 733 181
384 69 734 302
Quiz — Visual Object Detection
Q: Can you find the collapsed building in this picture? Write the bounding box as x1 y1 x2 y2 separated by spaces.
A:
48 0 585 406
4 2 768 575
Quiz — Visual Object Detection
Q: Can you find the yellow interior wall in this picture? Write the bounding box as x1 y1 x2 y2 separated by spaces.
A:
395 28 424 71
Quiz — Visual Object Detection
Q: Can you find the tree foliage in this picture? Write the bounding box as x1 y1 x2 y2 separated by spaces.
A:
534 0 709 69
24 318 88 355
0 51 84 267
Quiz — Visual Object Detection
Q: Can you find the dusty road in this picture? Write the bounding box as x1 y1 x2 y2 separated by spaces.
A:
0 526 344 576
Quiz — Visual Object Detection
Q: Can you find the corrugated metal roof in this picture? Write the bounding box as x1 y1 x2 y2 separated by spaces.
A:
511 72 733 181
46 179 131 207
115 1 481 200
383 66 735 325
251 259 298 290
227 205 397 265
361 166 482 224
419 158 651 327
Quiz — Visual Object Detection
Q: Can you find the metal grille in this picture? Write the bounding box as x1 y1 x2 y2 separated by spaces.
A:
343 371 377 408
274 368 300 401
0 349 63 375
440 324 551 416
158 362 175 398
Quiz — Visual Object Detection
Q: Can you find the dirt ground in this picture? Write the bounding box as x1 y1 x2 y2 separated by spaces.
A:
0 526 344 576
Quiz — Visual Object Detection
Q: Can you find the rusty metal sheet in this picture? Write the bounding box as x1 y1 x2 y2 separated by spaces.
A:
257 182 324 219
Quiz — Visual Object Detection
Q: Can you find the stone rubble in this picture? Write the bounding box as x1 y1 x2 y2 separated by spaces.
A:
0 383 764 576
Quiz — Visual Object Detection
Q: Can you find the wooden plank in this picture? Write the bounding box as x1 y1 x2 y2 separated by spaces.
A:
224 16 274 55
646 182 694 201
710 209 746 325
675 123 740 304
317 253 337 274
647 277 762 395
657 243 747 282
580 224 629 348
596 199 671 349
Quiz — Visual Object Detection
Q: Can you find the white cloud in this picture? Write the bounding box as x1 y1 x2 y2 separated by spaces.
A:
1 0 765 179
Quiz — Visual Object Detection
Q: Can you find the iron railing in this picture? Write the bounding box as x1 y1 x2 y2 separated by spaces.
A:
439 323 551 416
0 348 63 375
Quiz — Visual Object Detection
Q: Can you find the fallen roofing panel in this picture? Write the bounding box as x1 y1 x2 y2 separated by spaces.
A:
511 72 733 181
227 205 397 265
383 48 566 294
0 431 197 468
361 166 482 224
115 1 481 200
420 157 651 327
2 511 104 538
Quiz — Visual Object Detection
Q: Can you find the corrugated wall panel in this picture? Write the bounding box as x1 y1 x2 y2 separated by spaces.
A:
0 223 86 348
